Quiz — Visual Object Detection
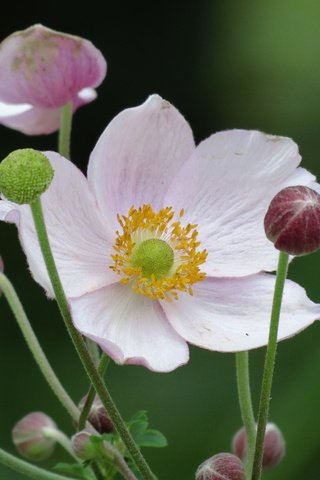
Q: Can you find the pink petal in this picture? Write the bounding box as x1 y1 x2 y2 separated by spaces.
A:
0 152 116 297
161 274 320 352
164 129 317 276
70 283 189 372
0 24 106 108
87 94 195 228
0 88 97 135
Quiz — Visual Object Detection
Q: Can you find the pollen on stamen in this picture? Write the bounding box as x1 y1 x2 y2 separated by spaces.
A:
110 204 207 301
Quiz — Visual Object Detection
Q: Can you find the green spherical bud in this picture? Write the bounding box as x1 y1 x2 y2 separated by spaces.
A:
131 238 174 279
0 148 54 204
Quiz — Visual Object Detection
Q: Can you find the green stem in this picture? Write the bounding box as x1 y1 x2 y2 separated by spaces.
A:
43 428 78 462
30 198 156 480
78 354 110 431
235 351 256 478
86 337 102 367
250 251 289 480
0 448 76 480
58 102 73 159
0 272 79 423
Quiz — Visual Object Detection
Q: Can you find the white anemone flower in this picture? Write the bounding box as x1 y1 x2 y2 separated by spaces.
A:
1 95 319 372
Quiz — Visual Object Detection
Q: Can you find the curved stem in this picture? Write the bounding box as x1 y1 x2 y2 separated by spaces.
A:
235 351 256 478
0 448 76 480
250 251 289 480
78 354 110 431
43 428 78 462
58 102 73 159
30 198 156 480
0 272 79 423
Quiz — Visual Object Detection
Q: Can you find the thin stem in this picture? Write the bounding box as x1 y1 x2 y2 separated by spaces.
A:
78 354 110 431
251 251 289 480
43 428 78 462
58 102 73 159
0 447 76 480
86 337 102 367
235 351 256 478
0 272 79 423
30 198 156 480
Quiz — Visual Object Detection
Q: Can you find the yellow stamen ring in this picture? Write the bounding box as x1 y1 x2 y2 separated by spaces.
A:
110 204 207 301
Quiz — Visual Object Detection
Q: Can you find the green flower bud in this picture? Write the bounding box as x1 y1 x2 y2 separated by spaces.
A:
0 148 54 204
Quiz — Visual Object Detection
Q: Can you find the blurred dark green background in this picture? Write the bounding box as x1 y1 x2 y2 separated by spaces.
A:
1 1 320 479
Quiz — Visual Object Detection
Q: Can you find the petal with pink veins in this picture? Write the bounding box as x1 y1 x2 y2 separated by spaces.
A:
161 274 320 352
164 129 316 276
0 152 116 297
70 283 189 372
87 94 195 229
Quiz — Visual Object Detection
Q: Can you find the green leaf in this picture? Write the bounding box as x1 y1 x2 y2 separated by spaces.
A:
54 462 93 480
133 429 168 448
126 410 168 449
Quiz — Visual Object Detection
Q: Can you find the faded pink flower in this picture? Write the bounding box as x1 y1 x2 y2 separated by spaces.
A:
0 24 106 135
1 95 319 372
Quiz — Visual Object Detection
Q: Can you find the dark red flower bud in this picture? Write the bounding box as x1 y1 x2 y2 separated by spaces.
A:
78 394 113 433
264 185 320 256
232 423 285 471
195 452 245 480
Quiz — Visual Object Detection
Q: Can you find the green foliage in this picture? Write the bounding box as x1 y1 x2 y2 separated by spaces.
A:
127 411 168 449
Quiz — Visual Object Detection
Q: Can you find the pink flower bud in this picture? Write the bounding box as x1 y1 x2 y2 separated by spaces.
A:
195 453 245 480
71 431 96 460
78 394 113 434
264 185 320 256
232 423 285 471
12 412 57 462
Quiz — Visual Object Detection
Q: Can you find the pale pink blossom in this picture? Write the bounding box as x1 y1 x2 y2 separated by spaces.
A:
0 24 106 135
1 95 319 372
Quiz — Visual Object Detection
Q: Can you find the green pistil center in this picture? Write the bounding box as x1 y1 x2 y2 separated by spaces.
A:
131 239 174 279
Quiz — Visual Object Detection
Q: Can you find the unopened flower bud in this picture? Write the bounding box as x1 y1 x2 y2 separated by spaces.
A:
12 412 57 462
232 423 285 471
78 394 113 433
264 185 320 256
0 148 54 204
71 431 95 460
195 453 245 480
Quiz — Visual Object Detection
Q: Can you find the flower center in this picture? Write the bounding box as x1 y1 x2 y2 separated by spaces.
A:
110 204 207 301
131 238 174 279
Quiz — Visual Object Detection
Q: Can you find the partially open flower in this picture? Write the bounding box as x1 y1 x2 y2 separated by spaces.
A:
0 24 106 134
78 394 113 433
232 423 285 471
264 185 320 256
195 453 245 480
12 412 57 462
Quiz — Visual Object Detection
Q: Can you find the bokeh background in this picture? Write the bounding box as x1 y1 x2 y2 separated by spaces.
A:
1 1 320 479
